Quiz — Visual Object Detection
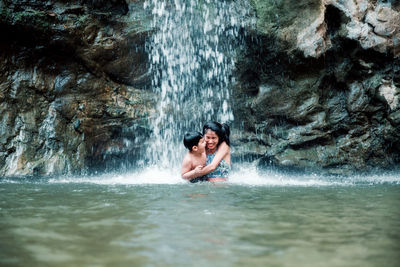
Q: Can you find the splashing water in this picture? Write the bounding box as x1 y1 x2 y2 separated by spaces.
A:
143 0 253 171
38 167 400 187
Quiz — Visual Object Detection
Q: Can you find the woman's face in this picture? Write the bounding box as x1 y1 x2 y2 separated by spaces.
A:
204 129 219 151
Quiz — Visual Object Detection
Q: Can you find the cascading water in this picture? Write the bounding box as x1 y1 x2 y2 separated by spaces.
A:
2 2 400 265
143 0 254 171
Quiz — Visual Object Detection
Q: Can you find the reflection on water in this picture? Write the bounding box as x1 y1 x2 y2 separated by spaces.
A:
1 174 399 266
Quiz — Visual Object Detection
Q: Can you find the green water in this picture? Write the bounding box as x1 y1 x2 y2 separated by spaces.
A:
1 178 399 267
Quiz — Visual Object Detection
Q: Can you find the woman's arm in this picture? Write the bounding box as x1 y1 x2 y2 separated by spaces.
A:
182 165 204 180
181 156 204 180
198 142 230 175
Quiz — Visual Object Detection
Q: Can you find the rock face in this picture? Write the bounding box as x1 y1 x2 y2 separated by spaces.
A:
0 0 154 176
0 0 399 177
233 0 400 174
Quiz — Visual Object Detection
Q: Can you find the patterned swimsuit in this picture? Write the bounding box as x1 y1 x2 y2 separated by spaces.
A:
205 151 230 178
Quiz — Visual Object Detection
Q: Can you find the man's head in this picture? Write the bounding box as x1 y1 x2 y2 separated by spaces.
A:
183 131 205 152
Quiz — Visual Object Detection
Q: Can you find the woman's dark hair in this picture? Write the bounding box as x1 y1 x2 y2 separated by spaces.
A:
183 131 203 151
202 121 230 147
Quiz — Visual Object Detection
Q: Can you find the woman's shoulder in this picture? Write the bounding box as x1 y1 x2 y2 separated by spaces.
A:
218 141 230 152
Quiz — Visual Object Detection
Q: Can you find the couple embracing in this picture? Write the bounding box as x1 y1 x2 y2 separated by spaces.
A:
181 121 231 183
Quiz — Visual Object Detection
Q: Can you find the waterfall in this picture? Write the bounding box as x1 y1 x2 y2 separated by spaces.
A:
143 0 253 171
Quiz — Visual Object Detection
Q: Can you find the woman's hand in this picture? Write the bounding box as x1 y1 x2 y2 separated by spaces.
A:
194 165 204 174
182 164 205 180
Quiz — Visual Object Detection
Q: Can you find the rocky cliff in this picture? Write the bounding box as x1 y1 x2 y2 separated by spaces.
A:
0 0 399 177
233 0 400 174
0 0 154 176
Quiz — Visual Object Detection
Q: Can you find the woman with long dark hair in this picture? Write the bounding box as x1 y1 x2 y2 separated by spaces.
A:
192 121 231 182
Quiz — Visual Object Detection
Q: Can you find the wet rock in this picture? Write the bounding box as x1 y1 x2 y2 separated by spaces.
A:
233 0 400 175
0 0 399 177
379 82 400 110
0 0 154 176
347 82 370 113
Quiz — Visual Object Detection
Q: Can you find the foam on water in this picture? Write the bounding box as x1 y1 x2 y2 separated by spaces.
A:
37 168 400 186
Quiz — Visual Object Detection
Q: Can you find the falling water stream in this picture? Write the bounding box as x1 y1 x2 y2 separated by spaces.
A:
143 0 252 169
0 1 399 266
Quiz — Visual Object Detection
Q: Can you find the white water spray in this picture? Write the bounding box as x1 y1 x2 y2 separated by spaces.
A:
143 0 253 171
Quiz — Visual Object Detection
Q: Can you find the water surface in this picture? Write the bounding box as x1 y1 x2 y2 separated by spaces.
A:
1 173 399 266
